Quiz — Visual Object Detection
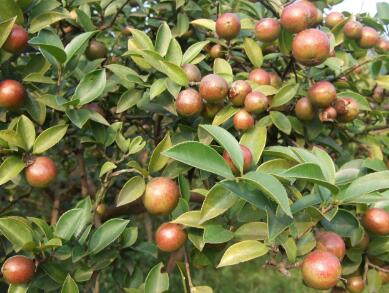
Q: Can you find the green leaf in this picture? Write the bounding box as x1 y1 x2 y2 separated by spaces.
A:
0 217 34 251
130 28 154 50
29 11 70 34
54 209 85 241
234 222 268 241
212 105 239 126
171 211 202 228
279 28 293 54
166 38 182 65
0 130 26 149
321 209 360 238
270 83 299 109
144 263 169 293
99 162 117 177
29 30 66 64
200 125 243 174
65 109 90 128
182 41 210 64
269 111 292 134
33 124 68 154
116 176 146 207
240 123 267 165
203 224 234 244
150 78 167 100
217 240 269 267
65 31 97 64
213 58 233 83
149 132 172 173
89 218 129 254
190 19 216 31
0 0 23 25
8 284 29 293
61 275 79 293
0 156 25 185
243 38 263 68
376 75 389 90
281 237 297 262
17 115 36 151
73 69 106 106
155 22 172 57
0 17 16 48
116 89 142 113
160 61 188 86
367 269 382 293
163 142 234 179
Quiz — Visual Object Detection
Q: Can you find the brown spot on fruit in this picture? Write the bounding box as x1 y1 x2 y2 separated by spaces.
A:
199 74 229 102
155 223 187 252
315 231 346 260
308 81 337 108
223 145 253 175
255 18 281 43
215 13 241 40
25 156 57 188
228 80 252 106
362 208 389 235
176 88 203 117
334 98 359 122
2 25 28 54
233 109 255 132
0 80 26 109
295 97 314 121
244 91 269 114
319 106 337 122
1 255 35 284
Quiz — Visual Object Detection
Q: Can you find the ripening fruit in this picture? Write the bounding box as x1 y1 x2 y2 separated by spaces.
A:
344 21 363 40
223 145 253 175
372 86 385 104
346 276 365 293
155 223 187 252
199 74 229 102
292 29 330 66
353 233 369 250
83 103 105 116
358 27 379 49
362 208 389 235
280 3 311 33
315 231 346 260
143 177 180 215
122 25 133 36
228 80 252 106
244 91 269 114
325 12 345 28
210 44 224 59
302 250 341 290
334 98 359 122
25 157 57 188
314 8 323 26
295 97 314 121
295 0 318 26
379 269 389 284
215 13 241 40
319 106 337 122
2 25 28 54
85 40 107 60
376 38 389 53
1 255 35 284
0 80 26 109
248 68 270 85
255 18 280 43
202 102 223 119
182 64 201 82
96 204 106 216
176 88 203 117
308 81 337 108
233 109 255 131
269 72 282 88
70 9 78 20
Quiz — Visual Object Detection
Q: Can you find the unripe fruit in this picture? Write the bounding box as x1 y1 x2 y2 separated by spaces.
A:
83 103 105 116
295 0 318 26
362 208 389 235
215 13 241 40
269 72 282 88
302 250 341 290
353 233 369 250
358 27 379 49
376 38 389 53
255 18 280 43
155 223 187 252
176 88 203 117
346 276 365 293
182 64 201 82
202 102 223 119
292 29 330 66
233 109 254 131
281 3 311 33
199 74 229 102
325 12 344 28
244 91 269 114
372 86 384 104
96 204 106 216
344 21 363 40
334 98 359 122
25 156 57 188
228 80 252 106
1 255 35 284
143 177 180 215
319 106 337 122
223 145 253 175
295 97 314 121
210 44 224 59
315 231 346 260
0 80 26 108
2 25 28 54
308 81 337 108
248 69 270 85
85 40 107 60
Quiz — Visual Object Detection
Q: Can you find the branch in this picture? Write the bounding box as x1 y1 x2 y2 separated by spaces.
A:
332 56 384 81
50 196 61 225
0 194 30 215
77 150 95 197
165 248 185 273
184 249 194 289
104 0 130 29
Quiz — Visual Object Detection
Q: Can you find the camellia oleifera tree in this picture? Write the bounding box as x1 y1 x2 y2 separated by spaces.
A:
1 0 389 292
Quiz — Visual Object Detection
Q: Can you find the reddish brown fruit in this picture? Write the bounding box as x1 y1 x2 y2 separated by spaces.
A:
269 72 282 88
199 74 229 102
292 29 330 66
202 102 223 119
1 255 35 285
248 68 270 85
215 13 241 40
316 231 346 260
0 80 26 109
358 27 379 49
334 98 359 122
255 18 281 43
25 157 57 188
314 8 323 26
244 91 269 114
325 12 345 28
143 177 180 215
302 250 341 290
233 109 255 132
362 208 389 235
223 145 253 175
210 44 224 59
228 80 252 106
155 223 187 252
353 233 369 250
281 3 311 33
376 38 389 53
319 106 337 122
2 25 28 54
379 268 389 284
372 86 385 104
83 103 105 116
295 0 318 26
182 64 201 82
346 276 365 293
344 21 363 40
295 97 314 121
176 88 203 117
308 81 337 108
85 40 107 60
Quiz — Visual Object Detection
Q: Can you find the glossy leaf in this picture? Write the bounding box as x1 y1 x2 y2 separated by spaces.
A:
54 209 85 241
0 17 16 48
0 156 25 185
269 111 292 134
240 124 267 165
73 69 106 105
33 124 68 154
144 263 169 293
116 176 146 207
243 38 263 68
0 217 34 251
182 41 210 64
61 275 79 293
270 83 299 109
149 132 172 173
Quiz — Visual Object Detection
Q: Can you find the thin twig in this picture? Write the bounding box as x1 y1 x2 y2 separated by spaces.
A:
0 194 30 215
105 0 130 29
184 249 194 289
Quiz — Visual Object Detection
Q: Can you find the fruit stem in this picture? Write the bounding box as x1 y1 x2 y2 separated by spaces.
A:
184 249 194 289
